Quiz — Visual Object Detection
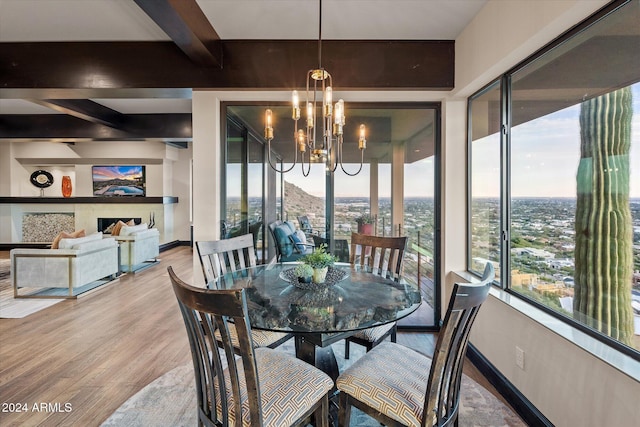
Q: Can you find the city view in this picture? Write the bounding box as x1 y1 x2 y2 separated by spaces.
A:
225 181 437 324
472 197 640 348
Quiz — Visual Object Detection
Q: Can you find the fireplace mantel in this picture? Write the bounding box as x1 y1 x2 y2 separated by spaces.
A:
0 196 178 204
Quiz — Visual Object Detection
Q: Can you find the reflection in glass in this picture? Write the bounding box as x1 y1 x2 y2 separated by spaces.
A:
469 80 501 282
508 0 639 351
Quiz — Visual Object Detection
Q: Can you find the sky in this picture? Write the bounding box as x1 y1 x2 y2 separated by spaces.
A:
229 84 640 199
473 83 640 198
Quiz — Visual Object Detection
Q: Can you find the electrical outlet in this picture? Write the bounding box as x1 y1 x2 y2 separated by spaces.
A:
515 346 525 370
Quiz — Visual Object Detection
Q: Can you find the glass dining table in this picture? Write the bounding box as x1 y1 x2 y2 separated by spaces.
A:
214 262 422 381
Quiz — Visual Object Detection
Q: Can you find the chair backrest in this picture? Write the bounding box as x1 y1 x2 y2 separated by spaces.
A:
349 233 408 277
311 234 328 248
248 221 263 250
312 235 350 263
422 263 495 427
298 215 312 233
168 266 264 426
267 220 284 260
196 234 257 287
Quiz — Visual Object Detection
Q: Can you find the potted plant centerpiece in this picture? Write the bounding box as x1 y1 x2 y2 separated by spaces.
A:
294 263 314 284
356 213 374 235
300 244 337 284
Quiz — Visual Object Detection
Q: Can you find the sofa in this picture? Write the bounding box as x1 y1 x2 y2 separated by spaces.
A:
114 224 160 272
267 220 314 262
11 232 119 298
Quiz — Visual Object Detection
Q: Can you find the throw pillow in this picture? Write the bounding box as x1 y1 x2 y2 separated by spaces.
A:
289 233 306 253
51 229 86 249
103 222 116 234
126 219 136 226
57 232 103 250
111 220 127 236
294 229 307 244
283 221 297 234
273 225 293 258
119 223 149 236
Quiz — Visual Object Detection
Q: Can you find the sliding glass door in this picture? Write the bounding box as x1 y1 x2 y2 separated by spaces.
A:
223 102 440 330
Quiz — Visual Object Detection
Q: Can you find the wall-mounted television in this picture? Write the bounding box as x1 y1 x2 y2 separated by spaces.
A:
92 165 146 197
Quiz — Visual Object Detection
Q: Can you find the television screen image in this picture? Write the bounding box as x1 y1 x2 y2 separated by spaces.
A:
92 165 146 197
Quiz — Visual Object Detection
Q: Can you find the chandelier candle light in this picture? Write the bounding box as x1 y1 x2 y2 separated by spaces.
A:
264 0 366 176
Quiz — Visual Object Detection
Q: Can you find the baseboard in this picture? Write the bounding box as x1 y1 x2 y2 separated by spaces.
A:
2 240 191 252
0 243 50 250
466 343 553 427
159 240 191 252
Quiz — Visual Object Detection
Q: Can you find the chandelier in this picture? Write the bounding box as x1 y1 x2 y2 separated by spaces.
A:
264 0 366 177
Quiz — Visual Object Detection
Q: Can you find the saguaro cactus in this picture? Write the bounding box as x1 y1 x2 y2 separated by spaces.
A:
574 87 634 344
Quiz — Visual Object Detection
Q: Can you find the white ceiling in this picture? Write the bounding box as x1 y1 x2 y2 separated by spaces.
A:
0 0 487 41
0 0 487 115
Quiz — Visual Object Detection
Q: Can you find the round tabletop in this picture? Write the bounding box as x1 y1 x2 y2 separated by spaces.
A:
216 263 422 334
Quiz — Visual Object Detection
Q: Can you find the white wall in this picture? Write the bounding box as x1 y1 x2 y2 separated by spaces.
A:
0 139 192 243
454 1 638 426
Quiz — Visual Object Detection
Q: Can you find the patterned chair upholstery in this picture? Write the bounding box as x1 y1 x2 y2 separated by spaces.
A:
169 267 333 427
196 235 293 350
336 263 495 427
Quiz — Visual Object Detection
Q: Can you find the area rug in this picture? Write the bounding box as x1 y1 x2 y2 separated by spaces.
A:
102 340 526 427
0 259 64 318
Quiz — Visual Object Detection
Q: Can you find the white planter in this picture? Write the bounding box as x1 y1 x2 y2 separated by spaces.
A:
313 266 329 284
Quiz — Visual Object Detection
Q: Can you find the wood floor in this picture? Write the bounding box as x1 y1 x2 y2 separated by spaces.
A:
0 246 515 426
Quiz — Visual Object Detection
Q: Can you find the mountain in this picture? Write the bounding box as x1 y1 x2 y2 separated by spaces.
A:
284 181 324 220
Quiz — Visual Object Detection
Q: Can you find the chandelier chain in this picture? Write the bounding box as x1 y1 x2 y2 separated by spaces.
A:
263 0 366 176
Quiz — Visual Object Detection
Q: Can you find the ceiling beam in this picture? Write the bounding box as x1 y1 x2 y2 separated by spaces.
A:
29 99 129 129
133 0 222 68
0 113 192 140
0 40 454 93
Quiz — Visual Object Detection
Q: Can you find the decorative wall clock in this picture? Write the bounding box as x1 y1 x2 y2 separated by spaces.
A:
30 170 54 188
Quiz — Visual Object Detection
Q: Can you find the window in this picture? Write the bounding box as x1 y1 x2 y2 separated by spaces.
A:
224 102 441 330
469 0 640 356
468 80 502 283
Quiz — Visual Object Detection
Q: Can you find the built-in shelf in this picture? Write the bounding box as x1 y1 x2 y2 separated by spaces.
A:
0 196 178 204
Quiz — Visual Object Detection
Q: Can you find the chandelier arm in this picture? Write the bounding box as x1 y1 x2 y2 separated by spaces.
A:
301 152 311 177
339 147 365 177
329 138 339 173
266 140 297 174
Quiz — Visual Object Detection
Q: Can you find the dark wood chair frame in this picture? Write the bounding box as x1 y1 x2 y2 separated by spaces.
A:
338 263 496 427
345 233 409 358
196 235 293 350
169 267 330 427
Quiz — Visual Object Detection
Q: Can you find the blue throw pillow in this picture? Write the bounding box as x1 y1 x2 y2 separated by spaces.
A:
290 234 306 253
274 225 293 257
283 221 297 234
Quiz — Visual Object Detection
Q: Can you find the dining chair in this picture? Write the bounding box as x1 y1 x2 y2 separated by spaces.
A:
312 235 350 263
345 233 409 359
336 263 496 427
197 234 257 281
168 267 333 427
196 235 293 350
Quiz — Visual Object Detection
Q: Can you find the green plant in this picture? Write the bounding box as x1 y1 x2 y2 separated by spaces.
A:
356 213 374 225
294 263 313 278
300 244 337 268
574 87 634 344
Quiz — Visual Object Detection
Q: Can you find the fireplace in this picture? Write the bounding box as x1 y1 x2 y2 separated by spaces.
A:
97 217 142 234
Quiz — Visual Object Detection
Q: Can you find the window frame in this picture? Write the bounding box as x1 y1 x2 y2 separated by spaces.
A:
466 0 639 360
